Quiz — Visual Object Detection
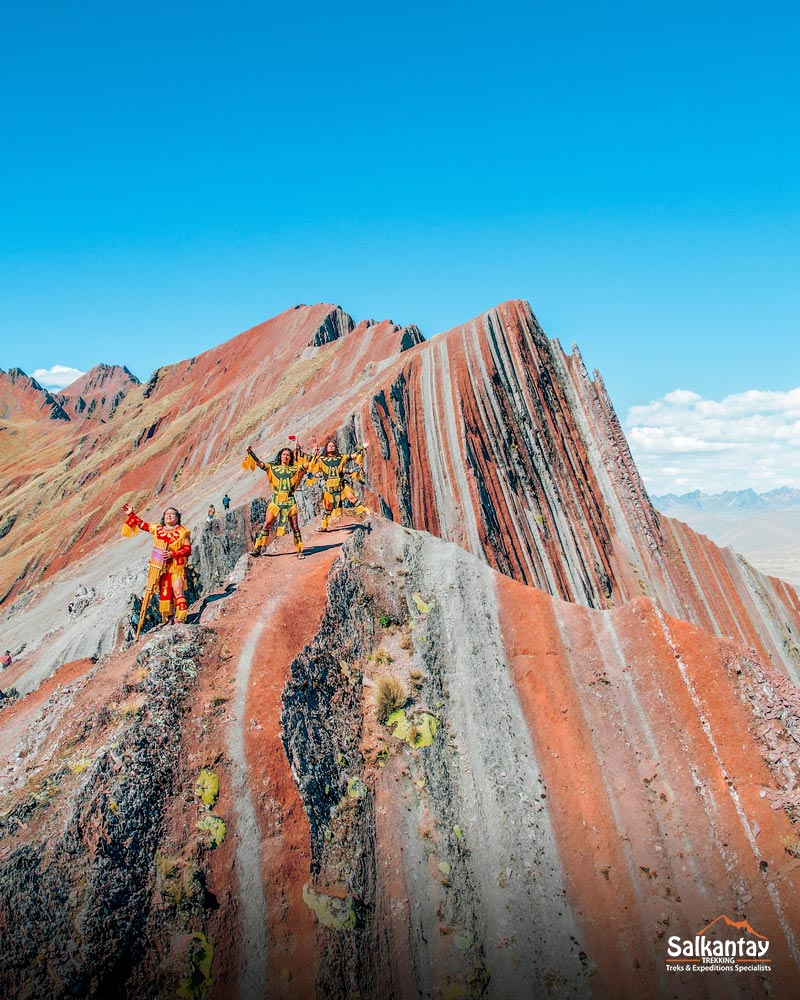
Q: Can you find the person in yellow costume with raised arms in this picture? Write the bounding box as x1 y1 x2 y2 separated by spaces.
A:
306 437 370 531
242 437 310 559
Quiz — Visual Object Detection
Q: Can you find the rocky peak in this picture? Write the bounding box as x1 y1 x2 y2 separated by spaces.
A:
399 324 424 351
56 363 140 421
307 305 356 346
0 366 70 421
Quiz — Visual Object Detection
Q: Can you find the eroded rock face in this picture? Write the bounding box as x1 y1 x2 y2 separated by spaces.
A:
0 628 214 999
191 508 251 596
281 524 589 997
278 520 800 998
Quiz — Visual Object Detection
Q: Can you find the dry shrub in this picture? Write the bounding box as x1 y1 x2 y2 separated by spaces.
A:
156 853 207 913
369 647 394 666
374 675 407 722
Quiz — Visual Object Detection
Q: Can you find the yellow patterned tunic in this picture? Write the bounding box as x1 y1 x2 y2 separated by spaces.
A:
307 450 368 526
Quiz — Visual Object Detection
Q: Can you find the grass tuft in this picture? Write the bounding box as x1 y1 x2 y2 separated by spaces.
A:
374 675 407 722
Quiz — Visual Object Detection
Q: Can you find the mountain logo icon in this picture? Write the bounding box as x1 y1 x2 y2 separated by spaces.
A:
697 915 767 940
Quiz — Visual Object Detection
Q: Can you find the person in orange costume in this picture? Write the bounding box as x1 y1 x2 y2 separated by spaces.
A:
243 442 310 558
306 438 369 531
121 503 192 622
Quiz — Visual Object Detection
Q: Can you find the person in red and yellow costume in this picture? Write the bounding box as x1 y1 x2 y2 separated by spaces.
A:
242 441 310 559
307 438 370 531
121 503 192 622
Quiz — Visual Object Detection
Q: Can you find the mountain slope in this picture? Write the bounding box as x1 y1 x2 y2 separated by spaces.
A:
2 519 799 997
2 299 799 997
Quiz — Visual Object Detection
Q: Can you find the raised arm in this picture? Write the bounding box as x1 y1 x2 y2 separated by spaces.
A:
246 445 269 471
121 503 152 535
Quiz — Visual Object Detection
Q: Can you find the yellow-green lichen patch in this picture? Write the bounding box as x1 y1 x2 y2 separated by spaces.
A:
177 931 214 1000
196 815 227 848
194 769 219 808
33 776 62 805
411 593 434 614
346 776 367 800
69 757 94 774
386 709 440 748
302 884 357 931
454 931 475 951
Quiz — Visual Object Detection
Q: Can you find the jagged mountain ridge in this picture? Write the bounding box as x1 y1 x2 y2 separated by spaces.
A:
654 486 800 512
1 299 800 998
0 362 141 425
656 488 768 512
3 299 799 674
0 366 71 422
56 363 141 421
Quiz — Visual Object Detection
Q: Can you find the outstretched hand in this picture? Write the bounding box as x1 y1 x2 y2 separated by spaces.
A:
122 503 134 515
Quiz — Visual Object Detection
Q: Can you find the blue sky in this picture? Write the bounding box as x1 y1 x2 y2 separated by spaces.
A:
1 1 798 491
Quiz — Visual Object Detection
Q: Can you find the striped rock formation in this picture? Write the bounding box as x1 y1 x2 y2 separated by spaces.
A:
1 301 799 998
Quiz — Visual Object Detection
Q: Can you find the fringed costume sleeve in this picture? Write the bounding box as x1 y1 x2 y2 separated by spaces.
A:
122 511 151 537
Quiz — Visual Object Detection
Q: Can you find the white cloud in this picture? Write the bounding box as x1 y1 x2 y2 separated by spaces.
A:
31 365 86 391
624 386 800 494
663 389 702 406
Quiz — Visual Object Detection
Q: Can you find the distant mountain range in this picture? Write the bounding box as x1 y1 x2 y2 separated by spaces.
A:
652 488 800 586
653 487 800 513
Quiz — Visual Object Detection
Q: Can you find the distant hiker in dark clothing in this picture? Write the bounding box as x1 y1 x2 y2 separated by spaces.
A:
1 651 11 669
222 494 231 511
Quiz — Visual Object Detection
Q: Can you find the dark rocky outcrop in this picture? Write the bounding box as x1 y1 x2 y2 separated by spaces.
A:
0 629 213 999
308 307 356 347
281 524 589 998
